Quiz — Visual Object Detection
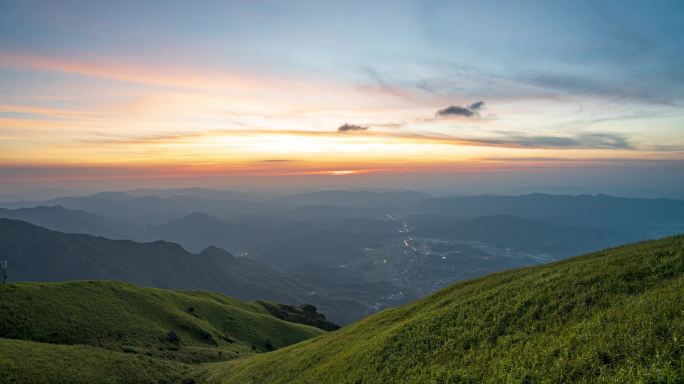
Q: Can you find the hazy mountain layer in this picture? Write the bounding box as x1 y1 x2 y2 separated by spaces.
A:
0 219 366 323
413 193 684 238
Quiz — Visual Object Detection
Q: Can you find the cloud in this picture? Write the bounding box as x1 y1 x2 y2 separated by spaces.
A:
571 133 632 149
0 52 356 98
437 105 475 117
469 101 485 111
85 127 635 151
337 123 369 132
460 132 633 150
436 101 485 118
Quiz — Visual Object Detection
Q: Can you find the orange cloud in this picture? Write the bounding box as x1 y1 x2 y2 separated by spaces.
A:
0 52 262 92
0 52 430 109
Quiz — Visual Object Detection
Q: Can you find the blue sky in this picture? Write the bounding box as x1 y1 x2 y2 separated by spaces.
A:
0 0 683 195
3 0 682 98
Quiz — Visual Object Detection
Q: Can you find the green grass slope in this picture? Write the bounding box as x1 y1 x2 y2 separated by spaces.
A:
206 235 684 384
0 338 194 384
0 281 324 365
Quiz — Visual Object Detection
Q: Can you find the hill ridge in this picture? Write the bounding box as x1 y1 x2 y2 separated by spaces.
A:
206 234 684 383
0 279 326 364
0 218 357 323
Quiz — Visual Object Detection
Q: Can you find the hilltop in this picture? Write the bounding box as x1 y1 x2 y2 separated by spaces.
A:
0 280 327 383
0 281 325 361
205 235 684 383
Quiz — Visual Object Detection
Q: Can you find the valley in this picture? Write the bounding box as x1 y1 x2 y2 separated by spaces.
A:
2 233 681 383
2 190 682 324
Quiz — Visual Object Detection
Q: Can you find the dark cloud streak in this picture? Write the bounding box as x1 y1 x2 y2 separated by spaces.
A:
84 126 637 151
456 132 633 150
436 101 485 118
469 101 485 111
338 123 369 132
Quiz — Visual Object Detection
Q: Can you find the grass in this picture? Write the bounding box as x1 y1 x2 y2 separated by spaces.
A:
204 235 684 384
0 338 195 384
0 280 324 365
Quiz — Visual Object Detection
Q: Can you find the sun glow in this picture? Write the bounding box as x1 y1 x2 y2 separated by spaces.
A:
326 170 362 175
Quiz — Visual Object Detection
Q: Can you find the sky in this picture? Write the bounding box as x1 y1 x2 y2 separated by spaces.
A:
1 0 683 196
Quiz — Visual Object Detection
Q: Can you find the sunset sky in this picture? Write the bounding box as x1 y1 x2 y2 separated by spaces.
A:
1 1 683 195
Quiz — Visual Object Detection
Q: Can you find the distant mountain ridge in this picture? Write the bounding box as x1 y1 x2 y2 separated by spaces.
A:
277 190 430 206
0 192 284 225
411 214 634 256
4 190 683 239
0 205 136 239
0 218 361 323
141 212 314 253
412 193 684 238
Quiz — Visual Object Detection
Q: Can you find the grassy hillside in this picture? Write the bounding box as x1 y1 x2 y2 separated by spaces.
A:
0 338 194 384
0 280 324 365
205 235 684 383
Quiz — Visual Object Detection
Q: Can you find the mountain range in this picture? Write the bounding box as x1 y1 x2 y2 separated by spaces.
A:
0 218 368 323
3 190 684 325
1 234 681 383
412 193 684 238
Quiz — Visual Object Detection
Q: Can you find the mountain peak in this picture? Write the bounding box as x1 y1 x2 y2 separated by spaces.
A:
200 245 236 259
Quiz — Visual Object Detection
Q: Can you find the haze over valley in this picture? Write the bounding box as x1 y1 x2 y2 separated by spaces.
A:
2 189 683 324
